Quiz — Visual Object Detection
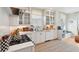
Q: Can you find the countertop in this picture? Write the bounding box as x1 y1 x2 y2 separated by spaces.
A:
19 29 57 34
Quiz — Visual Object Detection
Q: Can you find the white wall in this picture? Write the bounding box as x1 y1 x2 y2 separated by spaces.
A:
31 8 44 26
67 14 78 35
55 11 67 29
0 8 9 26
31 8 43 15
9 15 19 26
0 7 10 36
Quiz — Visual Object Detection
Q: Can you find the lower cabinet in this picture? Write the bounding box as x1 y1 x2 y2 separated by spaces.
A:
53 30 57 39
31 32 45 44
40 32 46 43
46 31 52 41
36 32 45 44
50 30 57 39
46 30 57 41
25 30 57 44
31 32 36 43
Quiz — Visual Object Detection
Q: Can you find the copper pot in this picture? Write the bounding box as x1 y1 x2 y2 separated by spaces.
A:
75 36 79 43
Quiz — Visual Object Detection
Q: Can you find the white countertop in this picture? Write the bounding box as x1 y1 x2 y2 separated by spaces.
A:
7 41 34 52
19 30 56 35
19 31 33 34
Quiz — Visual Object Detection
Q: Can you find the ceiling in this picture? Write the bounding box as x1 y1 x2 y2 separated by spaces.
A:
16 7 79 14
39 7 79 14
50 7 79 14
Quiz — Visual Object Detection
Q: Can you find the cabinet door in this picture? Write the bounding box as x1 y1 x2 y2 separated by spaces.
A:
31 32 40 44
32 32 45 44
35 32 42 44
36 32 41 44
23 13 30 24
46 16 49 25
46 30 57 41
31 32 36 43
51 30 57 39
50 32 53 40
46 31 51 41
53 30 57 39
39 32 45 43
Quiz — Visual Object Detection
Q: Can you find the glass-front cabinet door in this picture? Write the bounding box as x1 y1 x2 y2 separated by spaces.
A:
46 16 54 25
23 13 30 24
19 12 30 25
46 16 49 25
50 16 54 24
19 8 31 25
45 11 54 25
19 15 23 24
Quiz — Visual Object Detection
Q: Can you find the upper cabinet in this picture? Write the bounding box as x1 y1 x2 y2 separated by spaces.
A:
19 12 31 25
23 13 30 24
19 7 31 25
9 7 56 26
45 11 55 25
10 7 31 26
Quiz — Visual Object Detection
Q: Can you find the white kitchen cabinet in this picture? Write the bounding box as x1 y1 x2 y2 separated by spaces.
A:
19 30 57 44
46 16 54 25
9 13 31 26
46 31 53 40
35 32 45 44
46 30 57 41
31 32 37 43
31 32 45 44
46 31 52 41
22 13 30 25
35 32 41 44
40 32 46 43
45 11 55 25
51 30 57 39
19 8 31 25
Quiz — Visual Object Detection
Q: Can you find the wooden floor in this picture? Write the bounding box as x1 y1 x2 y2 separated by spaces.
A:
35 38 79 52
63 37 79 47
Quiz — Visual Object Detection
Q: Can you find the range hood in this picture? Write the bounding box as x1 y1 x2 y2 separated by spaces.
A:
10 7 20 15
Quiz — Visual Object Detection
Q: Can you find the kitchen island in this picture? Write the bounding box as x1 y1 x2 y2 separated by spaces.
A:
7 41 35 52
